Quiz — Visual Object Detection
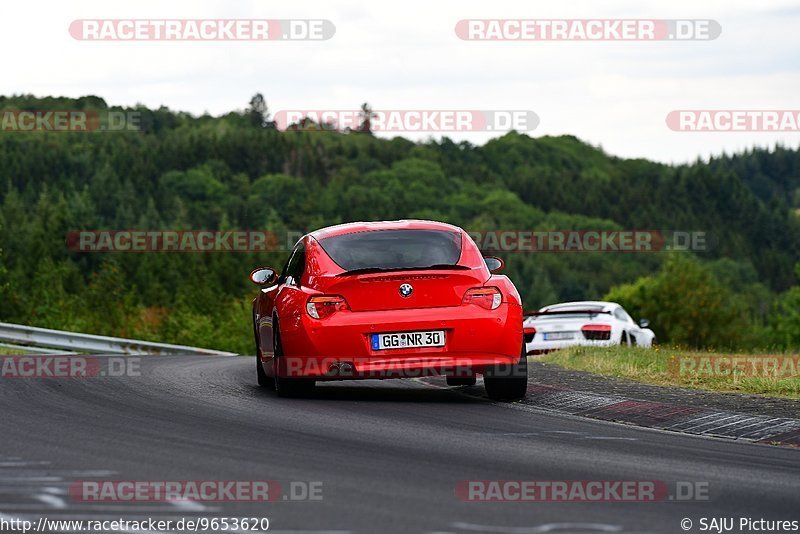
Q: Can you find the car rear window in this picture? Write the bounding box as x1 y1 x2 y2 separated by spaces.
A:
318 229 462 271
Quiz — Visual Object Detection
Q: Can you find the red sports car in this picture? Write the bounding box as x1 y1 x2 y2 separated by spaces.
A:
251 220 527 400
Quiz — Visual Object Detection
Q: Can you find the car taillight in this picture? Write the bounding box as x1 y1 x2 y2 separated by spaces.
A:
523 327 537 343
582 324 611 341
462 287 502 310
306 295 349 319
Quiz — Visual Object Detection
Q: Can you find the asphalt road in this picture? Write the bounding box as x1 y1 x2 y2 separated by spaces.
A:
1 355 798 534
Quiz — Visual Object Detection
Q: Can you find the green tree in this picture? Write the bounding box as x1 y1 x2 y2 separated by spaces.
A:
605 254 748 348
246 93 274 129
357 102 375 135
769 264 800 349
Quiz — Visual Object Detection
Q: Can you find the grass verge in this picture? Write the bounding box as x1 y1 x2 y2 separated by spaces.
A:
539 345 800 399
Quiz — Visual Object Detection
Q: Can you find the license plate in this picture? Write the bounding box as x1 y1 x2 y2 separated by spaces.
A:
544 331 574 341
371 330 445 350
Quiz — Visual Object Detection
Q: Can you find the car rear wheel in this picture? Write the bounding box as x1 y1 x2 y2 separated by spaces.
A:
256 354 270 388
483 342 527 401
446 376 477 387
273 323 315 398
254 312 271 388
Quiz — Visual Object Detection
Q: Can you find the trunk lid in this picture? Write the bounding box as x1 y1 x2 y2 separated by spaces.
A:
319 269 486 312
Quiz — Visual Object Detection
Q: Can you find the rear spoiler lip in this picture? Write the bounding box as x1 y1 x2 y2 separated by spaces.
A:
335 265 472 277
524 309 612 317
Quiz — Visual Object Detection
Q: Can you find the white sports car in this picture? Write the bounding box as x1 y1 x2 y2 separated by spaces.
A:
523 301 655 354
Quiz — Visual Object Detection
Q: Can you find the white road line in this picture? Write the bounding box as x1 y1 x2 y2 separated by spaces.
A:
0 503 220 512
661 412 724 429
700 416 767 434
579 436 639 441
0 461 51 467
449 521 626 533
33 493 67 509
727 417 784 434
683 414 752 432
741 421 800 439
167 498 207 512
0 477 64 484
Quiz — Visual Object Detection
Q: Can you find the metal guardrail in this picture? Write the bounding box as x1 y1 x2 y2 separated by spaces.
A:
0 322 237 356
0 342 78 355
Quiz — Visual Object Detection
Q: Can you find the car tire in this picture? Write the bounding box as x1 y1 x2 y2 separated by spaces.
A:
256 354 271 388
254 312 271 388
483 342 527 401
273 322 315 398
446 376 477 387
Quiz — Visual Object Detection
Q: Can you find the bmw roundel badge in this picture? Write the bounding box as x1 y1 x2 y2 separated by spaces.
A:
399 283 413 298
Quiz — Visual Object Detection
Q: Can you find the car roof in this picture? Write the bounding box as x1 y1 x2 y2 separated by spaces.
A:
309 220 463 240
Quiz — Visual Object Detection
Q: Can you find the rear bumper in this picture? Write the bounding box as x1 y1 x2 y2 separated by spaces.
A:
278 303 522 378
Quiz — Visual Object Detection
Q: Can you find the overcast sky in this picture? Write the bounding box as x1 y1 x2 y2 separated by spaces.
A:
4 0 799 163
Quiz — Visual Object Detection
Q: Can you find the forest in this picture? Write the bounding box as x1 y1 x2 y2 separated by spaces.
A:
1 94 798 353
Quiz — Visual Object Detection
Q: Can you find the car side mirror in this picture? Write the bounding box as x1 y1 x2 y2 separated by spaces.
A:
484 256 504 273
250 267 276 285
639 318 650 328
